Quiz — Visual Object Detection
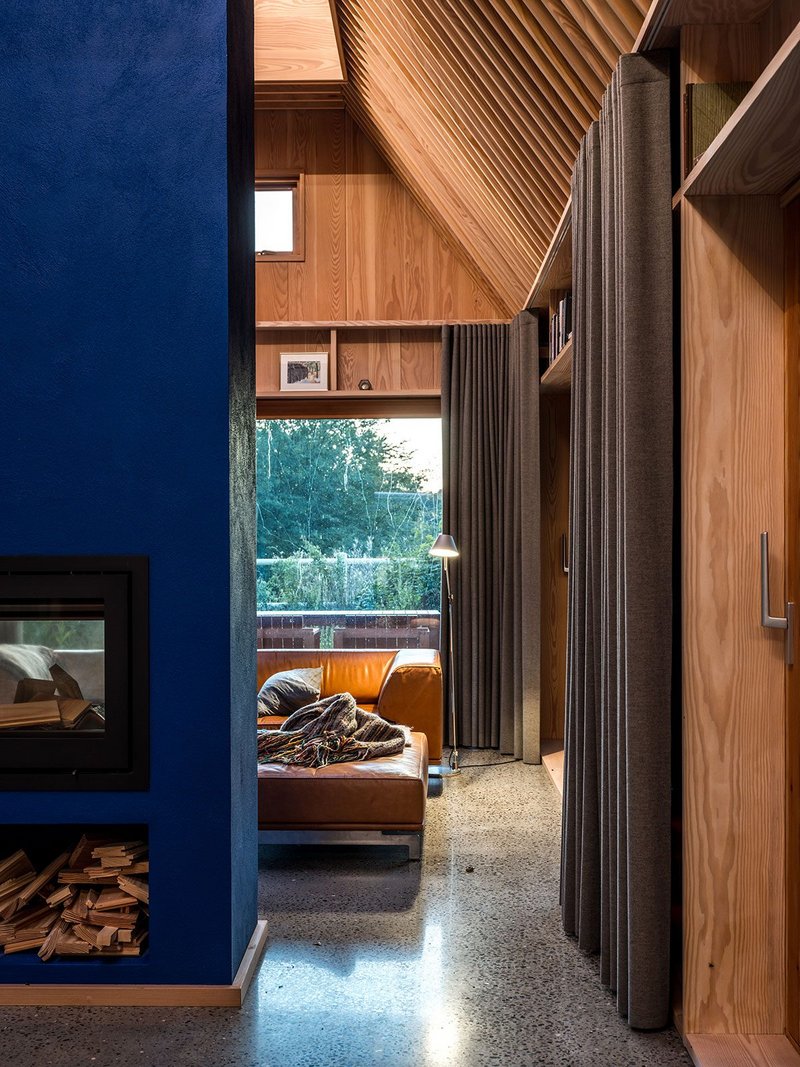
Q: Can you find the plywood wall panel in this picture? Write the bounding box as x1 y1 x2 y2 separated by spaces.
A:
255 109 346 322
681 196 786 1035
344 117 501 321
255 109 505 324
255 329 330 394
335 329 440 391
398 332 440 390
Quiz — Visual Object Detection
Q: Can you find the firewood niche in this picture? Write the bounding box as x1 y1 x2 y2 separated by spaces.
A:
0 835 148 958
0 663 103 733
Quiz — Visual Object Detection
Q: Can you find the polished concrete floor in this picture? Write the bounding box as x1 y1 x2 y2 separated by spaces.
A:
0 754 691 1066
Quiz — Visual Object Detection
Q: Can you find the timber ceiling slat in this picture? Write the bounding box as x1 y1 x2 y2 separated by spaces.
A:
347 20 567 242
339 5 560 263
498 0 610 104
340 39 547 288
341 93 518 312
252 0 647 305
547 0 625 69
456 0 596 134
417 0 580 159
341 0 567 228
334 0 644 308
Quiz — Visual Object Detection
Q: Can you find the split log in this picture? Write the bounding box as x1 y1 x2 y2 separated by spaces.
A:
0 839 148 959
0 700 61 729
49 663 84 700
57 698 92 728
14 678 57 704
117 875 149 905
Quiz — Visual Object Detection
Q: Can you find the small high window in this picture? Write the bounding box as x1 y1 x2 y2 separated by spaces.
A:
255 174 305 262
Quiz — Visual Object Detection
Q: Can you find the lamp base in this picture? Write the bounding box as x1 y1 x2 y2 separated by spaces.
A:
430 765 462 778
429 747 461 777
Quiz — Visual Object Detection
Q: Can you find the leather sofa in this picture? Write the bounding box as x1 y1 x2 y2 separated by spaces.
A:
257 649 442 859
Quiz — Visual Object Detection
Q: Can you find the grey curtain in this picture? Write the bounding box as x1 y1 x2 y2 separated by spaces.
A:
561 53 673 1029
442 313 540 762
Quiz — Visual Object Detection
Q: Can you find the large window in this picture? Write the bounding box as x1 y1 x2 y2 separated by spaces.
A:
256 418 442 650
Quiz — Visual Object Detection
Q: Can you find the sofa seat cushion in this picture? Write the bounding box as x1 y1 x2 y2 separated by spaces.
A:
258 731 428 831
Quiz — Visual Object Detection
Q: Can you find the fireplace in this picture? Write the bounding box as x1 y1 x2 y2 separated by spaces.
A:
0 557 148 789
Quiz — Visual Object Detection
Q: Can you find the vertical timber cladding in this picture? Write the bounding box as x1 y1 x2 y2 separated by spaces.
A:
681 196 786 1034
784 195 800 1046
253 109 506 325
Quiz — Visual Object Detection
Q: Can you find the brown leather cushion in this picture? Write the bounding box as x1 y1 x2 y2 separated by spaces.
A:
258 731 428 830
257 650 395 703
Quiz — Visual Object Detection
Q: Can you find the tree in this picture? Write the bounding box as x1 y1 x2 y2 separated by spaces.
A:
256 420 436 558
255 419 442 612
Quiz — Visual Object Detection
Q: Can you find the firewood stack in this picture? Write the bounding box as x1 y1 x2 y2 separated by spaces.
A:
0 665 104 731
0 836 148 958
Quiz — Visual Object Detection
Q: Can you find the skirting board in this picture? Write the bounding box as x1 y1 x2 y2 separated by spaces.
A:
0 919 268 1007
685 1034 800 1067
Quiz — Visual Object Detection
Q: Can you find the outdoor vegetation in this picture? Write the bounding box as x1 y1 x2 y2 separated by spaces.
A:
256 419 442 612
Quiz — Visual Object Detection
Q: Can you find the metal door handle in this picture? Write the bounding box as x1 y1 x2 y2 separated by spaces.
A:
560 533 569 575
760 531 794 665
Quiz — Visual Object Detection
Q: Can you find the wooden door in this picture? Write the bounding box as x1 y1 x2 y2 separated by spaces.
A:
785 195 800 1050
682 195 787 1035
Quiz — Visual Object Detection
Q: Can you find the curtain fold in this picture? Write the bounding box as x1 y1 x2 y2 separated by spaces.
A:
561 53 673 1029
442 313 540 762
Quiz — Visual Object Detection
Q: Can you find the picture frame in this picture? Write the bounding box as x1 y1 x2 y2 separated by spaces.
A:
279 352 329 392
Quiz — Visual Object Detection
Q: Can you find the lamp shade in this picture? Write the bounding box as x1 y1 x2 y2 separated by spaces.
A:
429 533 459 558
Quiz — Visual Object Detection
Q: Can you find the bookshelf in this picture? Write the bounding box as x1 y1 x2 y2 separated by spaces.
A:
255 319 508 407
525 201 573 746
540 338 572 394
674 20 800 203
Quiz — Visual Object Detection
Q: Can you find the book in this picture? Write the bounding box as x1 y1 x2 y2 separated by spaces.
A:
685 82 753 175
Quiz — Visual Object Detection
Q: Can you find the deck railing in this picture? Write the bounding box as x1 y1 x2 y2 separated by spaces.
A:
257 609 441 650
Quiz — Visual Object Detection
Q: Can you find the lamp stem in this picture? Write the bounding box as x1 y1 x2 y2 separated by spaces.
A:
444 558 460 773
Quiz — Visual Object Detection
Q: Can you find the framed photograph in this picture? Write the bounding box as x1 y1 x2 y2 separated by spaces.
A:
279 352 329 392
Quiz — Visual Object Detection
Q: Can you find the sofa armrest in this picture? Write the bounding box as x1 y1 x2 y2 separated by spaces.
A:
377 650 442 761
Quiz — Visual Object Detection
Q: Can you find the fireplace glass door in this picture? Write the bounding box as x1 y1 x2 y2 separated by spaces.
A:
0 559 148 789
0 599 107 735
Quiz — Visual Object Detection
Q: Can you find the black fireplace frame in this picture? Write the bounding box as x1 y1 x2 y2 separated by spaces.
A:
0 556 149 790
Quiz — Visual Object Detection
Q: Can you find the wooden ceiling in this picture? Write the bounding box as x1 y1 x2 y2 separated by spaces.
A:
255 0 649 313
255 0 345 81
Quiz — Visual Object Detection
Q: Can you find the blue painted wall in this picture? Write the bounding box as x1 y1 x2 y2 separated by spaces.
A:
0 0 256 983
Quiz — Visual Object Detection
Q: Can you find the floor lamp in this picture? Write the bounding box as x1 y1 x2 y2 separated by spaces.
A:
430 533 460 774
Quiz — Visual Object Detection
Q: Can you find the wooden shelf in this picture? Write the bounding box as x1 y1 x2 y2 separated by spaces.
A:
525 199 572 311
540 338 572 393
256 320 507 330
257 389 440 399
635 0 773 52
674 21 800 200
256 389 441 418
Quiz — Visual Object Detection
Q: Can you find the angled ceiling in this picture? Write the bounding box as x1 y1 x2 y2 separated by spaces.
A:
255 0 345 81
255 0 649 313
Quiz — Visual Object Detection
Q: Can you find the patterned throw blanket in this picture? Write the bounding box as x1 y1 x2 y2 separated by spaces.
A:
257 692 407 768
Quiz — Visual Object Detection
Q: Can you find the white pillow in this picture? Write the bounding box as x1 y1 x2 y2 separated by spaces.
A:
0 644 55 704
